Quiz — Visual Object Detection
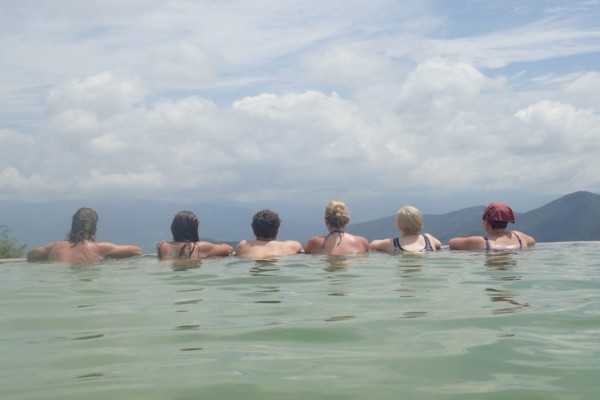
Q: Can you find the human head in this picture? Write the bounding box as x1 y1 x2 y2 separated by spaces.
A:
482 203 515 230
68 207 98 244
251 209 281 240
324 200 349 229
396 205 424 235
171 211 200 242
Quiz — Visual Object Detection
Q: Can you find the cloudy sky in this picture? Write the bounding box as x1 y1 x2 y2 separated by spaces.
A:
1 0 599 220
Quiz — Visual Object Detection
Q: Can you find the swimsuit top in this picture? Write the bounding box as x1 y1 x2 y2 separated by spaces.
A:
484 232 522 251
393 235 434 253
157 241 197 259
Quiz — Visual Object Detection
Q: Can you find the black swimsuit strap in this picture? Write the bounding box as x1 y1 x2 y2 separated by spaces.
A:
178 241 196 259
513 232 523 249
423 234 433 251
323 230 344 248
393 237 402 252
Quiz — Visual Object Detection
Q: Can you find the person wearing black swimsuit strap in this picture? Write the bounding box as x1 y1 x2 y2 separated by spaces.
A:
303 200 369 255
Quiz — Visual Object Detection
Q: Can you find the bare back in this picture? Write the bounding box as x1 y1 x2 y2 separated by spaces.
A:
449 230 536 250
27 240 142 263
157 240 233 260
304 231 369 255
235 239 302 260
370 233 441 253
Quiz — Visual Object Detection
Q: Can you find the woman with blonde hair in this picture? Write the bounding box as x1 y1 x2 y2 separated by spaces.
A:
369 205 441 253
304 200 369 255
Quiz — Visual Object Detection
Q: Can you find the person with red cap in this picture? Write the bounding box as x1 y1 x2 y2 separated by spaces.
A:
448 203 536 250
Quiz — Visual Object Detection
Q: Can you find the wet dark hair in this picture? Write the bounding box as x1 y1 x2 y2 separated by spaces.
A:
171 211 200 242
482 214 508 230
68 208 98 244
251 209 280 240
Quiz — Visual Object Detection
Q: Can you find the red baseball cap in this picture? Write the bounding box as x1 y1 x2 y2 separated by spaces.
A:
483 203 515 223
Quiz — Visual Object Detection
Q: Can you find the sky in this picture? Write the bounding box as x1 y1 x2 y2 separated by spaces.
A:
1 0 599 221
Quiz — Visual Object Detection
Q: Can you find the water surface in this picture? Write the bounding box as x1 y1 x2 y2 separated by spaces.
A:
1 242 599 399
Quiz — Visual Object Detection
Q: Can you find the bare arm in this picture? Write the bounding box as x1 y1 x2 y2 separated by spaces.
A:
448 236 486 250
233 240 248 257
98 242 143 258
369 239 392 253
202 242 234 257
303 236 322 254
26 244 52 261
358 236 370 253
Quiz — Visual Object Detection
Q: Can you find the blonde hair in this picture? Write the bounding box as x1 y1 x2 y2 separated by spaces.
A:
324 200 350 229
396 205 423 235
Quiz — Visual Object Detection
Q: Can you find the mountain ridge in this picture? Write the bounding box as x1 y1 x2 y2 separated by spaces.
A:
350 191 600 243
2 191 599 253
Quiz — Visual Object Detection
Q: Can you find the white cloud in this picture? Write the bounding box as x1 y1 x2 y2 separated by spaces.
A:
78 169 164 191
0 167 64 200
397 58 487 114
424 17 600 69
515 100 600 152
47 72 144 117
563 71 600 109
0 1 599 212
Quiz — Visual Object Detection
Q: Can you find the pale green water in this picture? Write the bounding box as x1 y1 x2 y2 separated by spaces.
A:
1 242 599 399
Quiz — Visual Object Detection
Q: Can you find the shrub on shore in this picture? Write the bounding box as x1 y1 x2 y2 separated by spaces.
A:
0 226 26 259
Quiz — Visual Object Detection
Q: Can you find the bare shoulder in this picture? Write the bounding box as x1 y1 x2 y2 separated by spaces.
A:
96 242 142 258
303 236 324 253
200 241 234 257
353 234 369 250
514 231 536 247
448 236 486 250
234 240 249 251
424 233 442 250
284 240 302 252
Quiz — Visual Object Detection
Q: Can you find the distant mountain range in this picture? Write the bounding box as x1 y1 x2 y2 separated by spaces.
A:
1 191 599 253
350 191 600 243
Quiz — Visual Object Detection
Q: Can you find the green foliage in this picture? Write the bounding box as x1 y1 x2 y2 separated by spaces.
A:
0 225 26 259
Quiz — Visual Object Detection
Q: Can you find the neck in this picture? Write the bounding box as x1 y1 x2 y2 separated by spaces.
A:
401 231 419 237
256 237 275 242
485 228 506 237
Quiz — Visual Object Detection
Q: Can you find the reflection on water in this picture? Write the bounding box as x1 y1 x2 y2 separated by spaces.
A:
484 252 529 314
485 287 529 314
167 259 203 271
396 257 425 278
249 263 280 276
324 315 355 322
484 252 518 270
3 243 599 400
402 311 428 318
323 255 350 271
